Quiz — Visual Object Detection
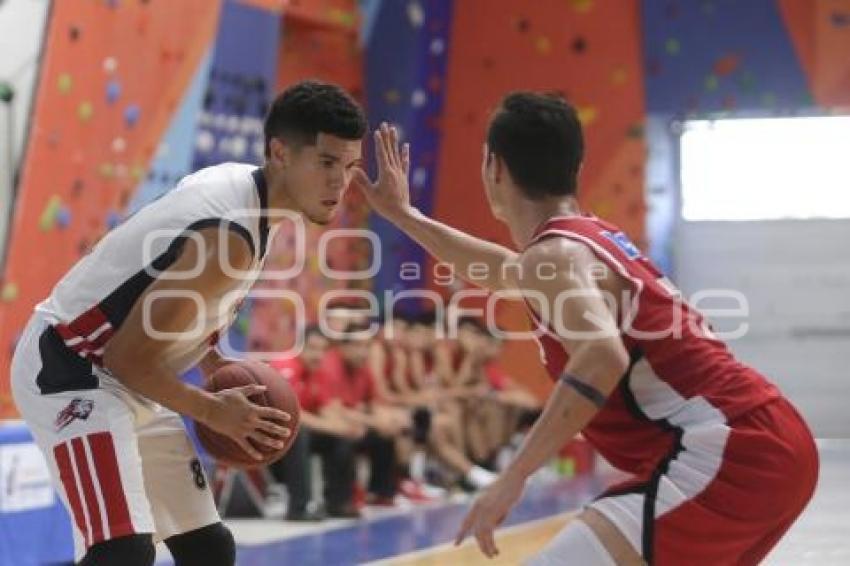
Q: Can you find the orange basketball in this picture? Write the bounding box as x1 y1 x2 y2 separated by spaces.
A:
195 360 301 469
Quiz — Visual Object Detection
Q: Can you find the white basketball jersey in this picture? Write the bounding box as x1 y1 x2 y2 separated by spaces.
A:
33 162 274 374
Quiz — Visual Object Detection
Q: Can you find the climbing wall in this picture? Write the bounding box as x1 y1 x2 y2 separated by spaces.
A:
0 0 222 417
778 0 850 108
641 0 850 274
363 0 454 314
642 0 811 114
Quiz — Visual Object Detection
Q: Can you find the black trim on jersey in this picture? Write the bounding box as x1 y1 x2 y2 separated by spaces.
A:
36 326 99 394
251 168 270 258
615 347 686 566
591 350 650 499
99 218 255 328
36 218 255 394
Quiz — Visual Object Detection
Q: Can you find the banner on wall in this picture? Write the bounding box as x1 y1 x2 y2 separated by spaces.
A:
0 442 55 513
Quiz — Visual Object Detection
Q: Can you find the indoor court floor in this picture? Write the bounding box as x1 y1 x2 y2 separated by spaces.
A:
154 440 849 565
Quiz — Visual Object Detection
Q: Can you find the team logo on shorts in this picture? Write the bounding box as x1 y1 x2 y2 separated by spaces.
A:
54 398 94 432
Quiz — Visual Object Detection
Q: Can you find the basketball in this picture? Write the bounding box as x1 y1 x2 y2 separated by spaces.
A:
195 360 301 469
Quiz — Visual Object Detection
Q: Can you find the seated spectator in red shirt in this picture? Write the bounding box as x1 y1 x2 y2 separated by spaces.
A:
268 326 365 520
325 323 405 504
447 317 541 470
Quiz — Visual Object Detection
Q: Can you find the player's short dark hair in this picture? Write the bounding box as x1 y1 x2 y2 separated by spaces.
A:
304 324 326 341
264 79 367 157
340 321 372 343
411 309 437 328
487 91 584 199
457 316 487 334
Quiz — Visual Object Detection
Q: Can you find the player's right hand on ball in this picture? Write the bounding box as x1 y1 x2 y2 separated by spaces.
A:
207 384 292 461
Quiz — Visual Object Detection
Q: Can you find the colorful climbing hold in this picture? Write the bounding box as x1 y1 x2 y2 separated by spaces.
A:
571 37 587 54
576 106 598 126
665 38 680 55
106 80 121 104
58 73 73 94
411 89 427 108
131 165 146 181
713 54 741 77
430 37 445 56
535 36 551 54
56 207 72 229
569 0 594 14
1 282 19 302
124 104 141 127
407 1 424 28
738 71 757 93
610 66 628 85
103 56 118 74
39 195 62 231
106 211 122 230
111 137 126 154
78 101 94 122
99 162 115 178
626 123 644 139
384 90 401 104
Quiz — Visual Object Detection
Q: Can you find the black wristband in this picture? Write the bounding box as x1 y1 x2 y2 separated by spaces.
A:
560 373 607 408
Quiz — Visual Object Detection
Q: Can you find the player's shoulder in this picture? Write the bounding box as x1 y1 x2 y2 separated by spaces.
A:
519 234 593 270
178 162 258 201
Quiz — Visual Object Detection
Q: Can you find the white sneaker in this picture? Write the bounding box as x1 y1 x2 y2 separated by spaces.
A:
466 465 498 489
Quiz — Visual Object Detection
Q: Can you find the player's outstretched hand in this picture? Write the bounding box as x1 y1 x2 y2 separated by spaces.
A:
454 474 525 558
206 384 292 461
352 122 412 221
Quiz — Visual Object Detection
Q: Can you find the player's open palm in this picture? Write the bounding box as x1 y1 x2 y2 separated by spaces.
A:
207 384 291 460
353 122 412 220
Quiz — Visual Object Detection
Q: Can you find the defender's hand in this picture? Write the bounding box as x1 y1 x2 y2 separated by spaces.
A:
353 123 412 221
454 474 525 558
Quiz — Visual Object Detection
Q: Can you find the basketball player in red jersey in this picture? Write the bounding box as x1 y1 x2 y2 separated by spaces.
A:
355 94 818 565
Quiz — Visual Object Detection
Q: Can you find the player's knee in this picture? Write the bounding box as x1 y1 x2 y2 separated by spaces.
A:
524 519 618 566
78 533 156 566
165 522 235 566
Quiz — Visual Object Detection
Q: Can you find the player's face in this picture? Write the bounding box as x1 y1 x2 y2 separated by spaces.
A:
384 320 408 346
407 324 434 351
457 324 482 353
283 133 363 225
301 334 329 370
341 340 368 367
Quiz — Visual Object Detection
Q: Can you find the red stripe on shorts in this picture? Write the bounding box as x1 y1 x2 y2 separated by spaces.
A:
71 438 105 544
88 432 135 538
53 441 90 546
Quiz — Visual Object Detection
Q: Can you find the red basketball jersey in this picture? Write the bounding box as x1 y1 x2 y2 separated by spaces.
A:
525 215 780 473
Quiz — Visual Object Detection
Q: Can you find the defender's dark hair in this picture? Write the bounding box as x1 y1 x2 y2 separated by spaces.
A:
264 79 367 157
486 91 584 199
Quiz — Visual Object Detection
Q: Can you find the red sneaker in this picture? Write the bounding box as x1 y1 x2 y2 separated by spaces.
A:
398 479 435 503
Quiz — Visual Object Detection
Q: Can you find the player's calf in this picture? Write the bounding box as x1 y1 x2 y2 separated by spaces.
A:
77 533 156 566
164 522 236 566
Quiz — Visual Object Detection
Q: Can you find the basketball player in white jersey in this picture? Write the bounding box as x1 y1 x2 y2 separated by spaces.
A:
11 80 367 565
